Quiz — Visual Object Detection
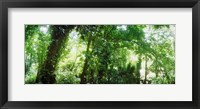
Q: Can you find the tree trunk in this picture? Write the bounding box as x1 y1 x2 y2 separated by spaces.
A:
80 35 92 84
155 57 158 78
136 57 141 84
97 69 104 83
36 25 75 84
25 54 33 75
89 69 94 83
144 56 148 84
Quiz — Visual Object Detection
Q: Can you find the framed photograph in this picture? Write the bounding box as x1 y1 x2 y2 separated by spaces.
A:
0 0 199 109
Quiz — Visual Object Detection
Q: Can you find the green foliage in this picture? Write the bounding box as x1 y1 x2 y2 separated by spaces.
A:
25 25 51 80
25 25 175 84
56 73 80 84
25 73 37 84
151 71 175 84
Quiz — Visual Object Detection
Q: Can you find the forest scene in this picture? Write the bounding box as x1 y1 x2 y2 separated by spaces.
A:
25 25 175 84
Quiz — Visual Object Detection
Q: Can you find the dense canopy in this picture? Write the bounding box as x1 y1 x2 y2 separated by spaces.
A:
25 25 175 84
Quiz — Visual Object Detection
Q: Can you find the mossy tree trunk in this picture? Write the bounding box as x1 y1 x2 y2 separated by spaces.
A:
36 25 75 84
80 34 92 84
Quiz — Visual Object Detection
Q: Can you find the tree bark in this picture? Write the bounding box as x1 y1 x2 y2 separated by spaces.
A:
25 54 32 75
36 25 75 84
136 57 141 84
144 56 148 84
155 57 158 78
80 35 92 84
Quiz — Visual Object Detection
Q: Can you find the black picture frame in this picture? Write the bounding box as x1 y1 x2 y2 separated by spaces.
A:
0 0 199 109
